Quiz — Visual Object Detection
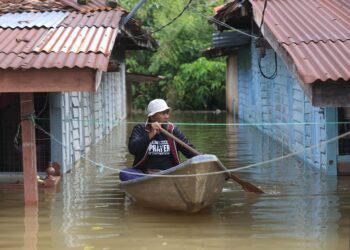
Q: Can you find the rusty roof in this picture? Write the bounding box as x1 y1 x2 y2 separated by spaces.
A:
0 0 114 13
251 0 350 45
0 0 67 13
0 1 156 71
251 0 350 84
216 0 350 84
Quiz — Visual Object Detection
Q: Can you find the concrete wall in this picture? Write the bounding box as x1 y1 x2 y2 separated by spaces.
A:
235 41 332 173
226 55 238 116
50 64 127 173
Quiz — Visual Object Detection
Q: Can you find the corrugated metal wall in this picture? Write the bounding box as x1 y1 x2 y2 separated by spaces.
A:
52 64 126 172
237 40 330 172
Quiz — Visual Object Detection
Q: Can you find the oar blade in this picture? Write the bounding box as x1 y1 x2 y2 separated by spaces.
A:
230 173 264 194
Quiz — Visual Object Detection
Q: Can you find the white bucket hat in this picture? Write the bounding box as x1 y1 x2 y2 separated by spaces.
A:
147 99 170 117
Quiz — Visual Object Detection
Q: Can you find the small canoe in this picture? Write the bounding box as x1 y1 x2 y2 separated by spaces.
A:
120 154 227 212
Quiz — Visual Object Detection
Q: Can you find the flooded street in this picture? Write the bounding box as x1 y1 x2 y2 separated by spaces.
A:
1 112 350 250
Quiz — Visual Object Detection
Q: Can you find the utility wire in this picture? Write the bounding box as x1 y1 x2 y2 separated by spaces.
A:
257 0 277 80
258 0 268 33
34 119 350 178
130 0 194 38
188 5 259 39
150 0 193 34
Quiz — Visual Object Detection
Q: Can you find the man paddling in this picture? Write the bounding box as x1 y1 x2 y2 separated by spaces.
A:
120 99 196 181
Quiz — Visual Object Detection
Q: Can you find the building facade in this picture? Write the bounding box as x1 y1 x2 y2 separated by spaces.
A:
212 0 350 175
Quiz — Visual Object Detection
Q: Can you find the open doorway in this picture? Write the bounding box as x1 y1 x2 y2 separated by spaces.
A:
0 93 51 173
337 107 350 175
338 107 350 155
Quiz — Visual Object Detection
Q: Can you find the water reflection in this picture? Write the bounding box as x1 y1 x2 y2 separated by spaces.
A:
23 206 38 250
0 113 350 249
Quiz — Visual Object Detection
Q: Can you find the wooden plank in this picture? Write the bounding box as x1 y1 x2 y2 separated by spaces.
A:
325 108 338 175
312 81 350 107
20 93 38 205
0 68 97 92
338 162 350 176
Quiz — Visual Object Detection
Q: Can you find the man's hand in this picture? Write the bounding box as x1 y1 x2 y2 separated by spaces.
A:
148 122 162 139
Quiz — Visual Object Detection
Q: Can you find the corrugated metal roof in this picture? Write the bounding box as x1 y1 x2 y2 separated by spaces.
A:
0 52 109 70
60 0 113 12
250 0 350 84
60 10 123 28
0 0 115 13
0 28 47 54
0 11 68 29
282 41 350 84
0 0 67 13
0 1 156 72
33 26 118 55
0 9 123 71
251 0 350 45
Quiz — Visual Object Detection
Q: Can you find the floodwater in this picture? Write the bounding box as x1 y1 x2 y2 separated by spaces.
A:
1 112 350 250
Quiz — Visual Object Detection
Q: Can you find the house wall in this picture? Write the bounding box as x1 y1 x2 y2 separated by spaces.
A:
235 41 334 173
226 55 238 116
50 64 127 173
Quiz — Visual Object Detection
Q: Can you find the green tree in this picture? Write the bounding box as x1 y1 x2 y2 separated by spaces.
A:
122 0 226 110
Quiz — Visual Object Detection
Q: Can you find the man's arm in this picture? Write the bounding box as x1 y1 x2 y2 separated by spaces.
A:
128 124 151 155
172 127 197 158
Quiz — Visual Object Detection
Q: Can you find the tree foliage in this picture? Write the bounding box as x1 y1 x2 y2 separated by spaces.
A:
121 0 226 110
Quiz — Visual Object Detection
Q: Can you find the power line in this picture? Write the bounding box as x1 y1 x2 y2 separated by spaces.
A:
257 0 277 80
188 5 259 39
128 0 194 38
150 0 193 35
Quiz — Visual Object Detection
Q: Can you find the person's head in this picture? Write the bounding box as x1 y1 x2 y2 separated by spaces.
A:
147 99 170 123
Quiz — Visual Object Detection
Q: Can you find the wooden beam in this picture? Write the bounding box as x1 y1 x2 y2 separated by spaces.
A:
0 68 97 92
20 93 38 205
312 80 350 107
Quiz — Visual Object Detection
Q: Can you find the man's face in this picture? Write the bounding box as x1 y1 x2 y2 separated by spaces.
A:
151 109 170 123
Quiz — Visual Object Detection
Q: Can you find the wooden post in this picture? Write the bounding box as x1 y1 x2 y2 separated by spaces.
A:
126 81 132 116
20 93 38 205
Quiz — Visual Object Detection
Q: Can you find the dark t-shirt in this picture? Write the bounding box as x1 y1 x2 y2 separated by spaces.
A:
142 133 176 170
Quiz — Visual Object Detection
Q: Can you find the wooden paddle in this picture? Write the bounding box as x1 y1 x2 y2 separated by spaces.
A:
159 127 264 194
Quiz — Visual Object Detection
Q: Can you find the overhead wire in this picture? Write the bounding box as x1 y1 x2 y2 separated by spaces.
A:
125 0 194 38
149 0 193 35
34 119 350 178
187 5 259 39
257 0 278 80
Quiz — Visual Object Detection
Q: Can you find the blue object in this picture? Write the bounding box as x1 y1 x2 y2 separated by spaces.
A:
119 168 144 181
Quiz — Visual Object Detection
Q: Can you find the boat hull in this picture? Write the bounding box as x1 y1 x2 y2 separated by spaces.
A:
120 155 226 212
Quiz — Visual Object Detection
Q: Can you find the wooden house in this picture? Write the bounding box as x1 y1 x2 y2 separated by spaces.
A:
0 0 157 203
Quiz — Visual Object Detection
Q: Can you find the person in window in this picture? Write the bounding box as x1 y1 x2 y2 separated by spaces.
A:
120 99 196 181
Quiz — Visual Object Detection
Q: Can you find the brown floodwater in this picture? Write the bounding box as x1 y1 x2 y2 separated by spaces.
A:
1 112 350 250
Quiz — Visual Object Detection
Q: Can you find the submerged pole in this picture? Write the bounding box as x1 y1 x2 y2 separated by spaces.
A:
20 93 38 205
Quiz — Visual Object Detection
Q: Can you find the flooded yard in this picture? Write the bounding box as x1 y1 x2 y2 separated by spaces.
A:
1 112 350 250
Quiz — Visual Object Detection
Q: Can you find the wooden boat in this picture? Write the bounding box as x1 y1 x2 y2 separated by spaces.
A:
120 154 227 212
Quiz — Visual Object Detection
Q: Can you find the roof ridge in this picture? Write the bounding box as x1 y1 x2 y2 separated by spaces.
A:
281 38 350 46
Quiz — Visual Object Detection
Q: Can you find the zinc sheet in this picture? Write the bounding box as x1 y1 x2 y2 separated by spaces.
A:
282 41 350 84
60 10 123 28
60 0 113 12
0 52 109 70
0 11 68 29
0 9 124 70
251 0 350 44
251 0 350 84
33 26 118 55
